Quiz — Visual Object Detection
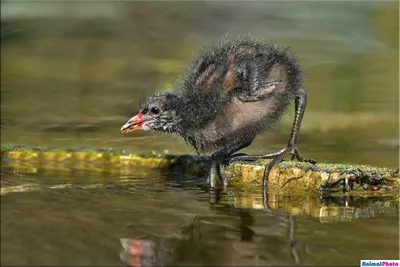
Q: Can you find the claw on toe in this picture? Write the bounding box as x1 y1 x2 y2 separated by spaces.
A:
304 158 317 164
290 146 317 165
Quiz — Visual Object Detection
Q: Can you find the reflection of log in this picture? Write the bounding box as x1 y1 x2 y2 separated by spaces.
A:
1 145 399 195
223 192 399 223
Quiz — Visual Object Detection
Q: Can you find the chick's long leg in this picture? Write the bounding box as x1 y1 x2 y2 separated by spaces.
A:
209 138 254 189
230 88 316 187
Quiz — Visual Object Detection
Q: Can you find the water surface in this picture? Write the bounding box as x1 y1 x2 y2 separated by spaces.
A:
1 168 399 266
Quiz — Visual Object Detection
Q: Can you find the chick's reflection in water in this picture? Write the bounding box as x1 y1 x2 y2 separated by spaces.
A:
119 208 301 266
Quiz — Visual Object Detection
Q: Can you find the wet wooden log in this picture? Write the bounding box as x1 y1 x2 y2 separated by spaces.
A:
1 145 398 195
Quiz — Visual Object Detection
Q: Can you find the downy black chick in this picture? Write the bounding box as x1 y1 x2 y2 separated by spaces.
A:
121 37 315 188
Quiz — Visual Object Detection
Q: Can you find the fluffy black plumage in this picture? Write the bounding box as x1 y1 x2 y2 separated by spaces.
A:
123 38 302 151
121 37 314 188
178 38 303 152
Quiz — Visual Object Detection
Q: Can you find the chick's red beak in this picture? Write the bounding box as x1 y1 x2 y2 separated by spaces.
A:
121 110 145 133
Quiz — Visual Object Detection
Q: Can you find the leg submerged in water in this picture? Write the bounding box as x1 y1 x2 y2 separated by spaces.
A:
208 138 254 188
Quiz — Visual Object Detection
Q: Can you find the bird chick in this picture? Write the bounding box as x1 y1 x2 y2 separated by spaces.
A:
121 37 315 188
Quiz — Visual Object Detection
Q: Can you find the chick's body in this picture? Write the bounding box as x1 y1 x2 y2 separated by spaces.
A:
121 37 314 188
174 38 303 153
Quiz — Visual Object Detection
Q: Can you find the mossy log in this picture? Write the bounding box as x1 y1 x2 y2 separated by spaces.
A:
1 145 398 195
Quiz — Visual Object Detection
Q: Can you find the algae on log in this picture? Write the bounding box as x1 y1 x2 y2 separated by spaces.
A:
225 160 399 195
1 145 398 194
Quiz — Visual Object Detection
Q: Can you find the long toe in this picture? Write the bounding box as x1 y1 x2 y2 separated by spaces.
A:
228 154 263 164
304 158 317 164
229 152 249 159
228 153 249 163
292 147 317 164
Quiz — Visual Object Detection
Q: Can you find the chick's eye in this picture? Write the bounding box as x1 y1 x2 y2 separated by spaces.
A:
151 107 160 114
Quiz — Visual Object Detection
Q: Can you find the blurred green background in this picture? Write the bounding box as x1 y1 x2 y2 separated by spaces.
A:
1 1 398 168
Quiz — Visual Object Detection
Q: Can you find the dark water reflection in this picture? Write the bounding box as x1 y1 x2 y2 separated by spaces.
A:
1 169 399 266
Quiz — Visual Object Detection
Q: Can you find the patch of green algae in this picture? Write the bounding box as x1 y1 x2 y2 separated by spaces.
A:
1 144 398 195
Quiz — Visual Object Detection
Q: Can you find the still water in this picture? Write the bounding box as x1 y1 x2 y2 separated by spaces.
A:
1 167 399 266
1 1 399 266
